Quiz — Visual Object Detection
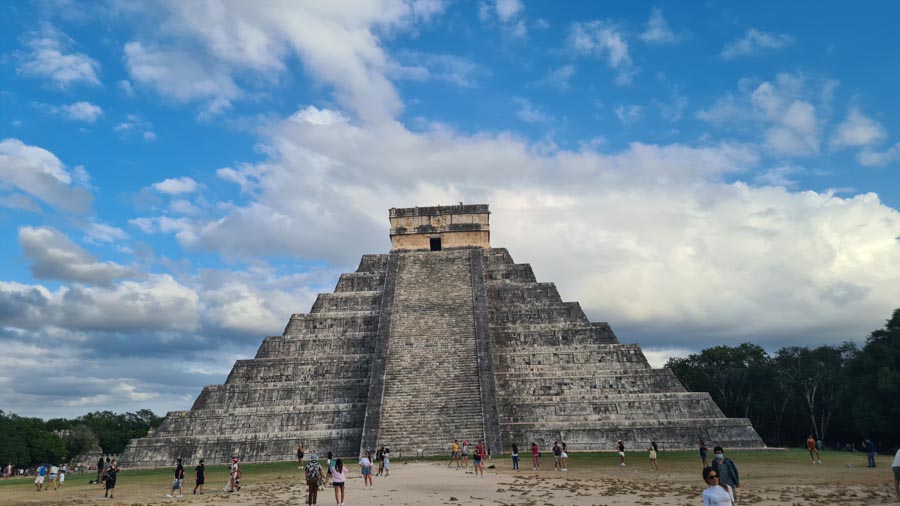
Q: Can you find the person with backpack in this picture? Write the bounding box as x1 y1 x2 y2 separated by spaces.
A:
34 464 47 491
305 454 322 505
104 460 119 500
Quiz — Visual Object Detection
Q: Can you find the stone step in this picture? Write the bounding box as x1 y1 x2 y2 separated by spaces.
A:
310 291 381 313
335 271 385 292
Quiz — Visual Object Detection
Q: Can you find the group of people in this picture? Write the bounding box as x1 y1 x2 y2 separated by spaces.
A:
32 463 69 491
300 447 388 506
447 439 489 477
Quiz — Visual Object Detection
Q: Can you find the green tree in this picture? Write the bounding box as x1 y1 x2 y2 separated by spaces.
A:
846 309 900 447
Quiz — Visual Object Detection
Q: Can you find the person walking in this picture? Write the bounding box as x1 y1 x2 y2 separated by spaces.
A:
167 458 185 497
531 442 540 469
359 451 374 490
561 443 569 471
864 438 877 467
49 464 59 490
699 440 709 468
332 458 347 506
461 441 469 469
297 445 305 469
710 446 740 500
59 464 66 488
806 435 821 464
701 466 734 505
305 453 322 505
193 459 205 494
34 464 47 491
473 441 485 478
448 439 460 468
648 442 659 471
511 444 519 471
229 456 241 492
617 440 626 467
104 460 119 500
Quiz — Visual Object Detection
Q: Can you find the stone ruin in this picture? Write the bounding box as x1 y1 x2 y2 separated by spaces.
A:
120 204 763 467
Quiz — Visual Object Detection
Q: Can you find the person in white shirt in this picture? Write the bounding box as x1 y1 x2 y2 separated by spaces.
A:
892 448 900 500
701 466 734 506
332 459 347 506
359 451 374 490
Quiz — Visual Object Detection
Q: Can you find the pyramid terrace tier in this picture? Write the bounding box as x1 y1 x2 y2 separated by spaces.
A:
191 378 371 410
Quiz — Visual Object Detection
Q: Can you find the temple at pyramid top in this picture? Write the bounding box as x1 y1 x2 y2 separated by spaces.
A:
389 204 490 251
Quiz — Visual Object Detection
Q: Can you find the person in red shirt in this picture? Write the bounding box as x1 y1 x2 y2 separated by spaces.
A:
473 441 486 478
806 435 821 464
531 442 540 470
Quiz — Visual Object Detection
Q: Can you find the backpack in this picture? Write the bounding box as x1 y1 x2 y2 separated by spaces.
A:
305 463 320 480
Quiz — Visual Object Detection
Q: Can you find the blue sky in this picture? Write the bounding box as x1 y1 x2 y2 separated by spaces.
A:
1 0 898 419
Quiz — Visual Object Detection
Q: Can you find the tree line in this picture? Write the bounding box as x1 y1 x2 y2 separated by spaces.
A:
0 410 162 467
666 308 900 450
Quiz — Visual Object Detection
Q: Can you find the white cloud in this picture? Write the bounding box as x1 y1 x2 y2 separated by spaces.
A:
569 21 637 85
124 42 241 115
698 73 825 157
513 97 552 123
532 64 575 91
18 227 135 285
116 79 135 97
830 108 887 150
495 0 523 22
84 222 129 243
639 7 678 44
15 26 100 87
390 52 483 87
0 138 93 214
152 177 198 195
139 106 897 352
114 114 156 141
61 101 103 123
722 28 794 60
615 104 643 125
858 142 900 167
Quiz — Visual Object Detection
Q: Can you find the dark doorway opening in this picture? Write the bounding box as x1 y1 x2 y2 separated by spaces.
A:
430 237 442 251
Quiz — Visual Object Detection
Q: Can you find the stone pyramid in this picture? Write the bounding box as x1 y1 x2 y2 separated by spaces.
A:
120 204 763 467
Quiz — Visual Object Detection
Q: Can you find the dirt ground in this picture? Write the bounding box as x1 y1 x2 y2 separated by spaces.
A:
1 451 897 505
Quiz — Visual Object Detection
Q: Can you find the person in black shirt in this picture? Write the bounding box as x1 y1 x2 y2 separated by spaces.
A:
96 456 104 485
193 459 205 495
104 460 119 499
167 458 185 497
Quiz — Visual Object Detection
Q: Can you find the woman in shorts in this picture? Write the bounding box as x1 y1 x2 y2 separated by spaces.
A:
560 443 569 471
473 442 484 478
461 441 469 469
359 451 373 490
332 459 347 505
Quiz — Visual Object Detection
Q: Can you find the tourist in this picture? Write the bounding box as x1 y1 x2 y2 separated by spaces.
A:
104 460 119 500
4 463 10 478
228 456 241 492
359 450 374 489
701 466 734 506
193 459 205 494
473 441 484 478
103 457 112 486
167 457 185 497
699 440 709 468
332 458 347 505
34 463 46 491
58 464 66 488
383 447 391 476
561 443 568 471
531 442 540 469
448 439 460 468
648 442 659 471
552 441 562 471
892 447 900 500
376 447 384 476
461 440 469 469
305 454 322 505
49 463 59 490
806 435 821 464
511 444 519 471
617 440 626 467
710 446 739 499
96 455 104 485
864 438 877 467
298 444 305 469
327 451 335 476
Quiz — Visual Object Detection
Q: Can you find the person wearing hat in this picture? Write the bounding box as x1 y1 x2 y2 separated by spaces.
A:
304 453 322 505
227 457 241 493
